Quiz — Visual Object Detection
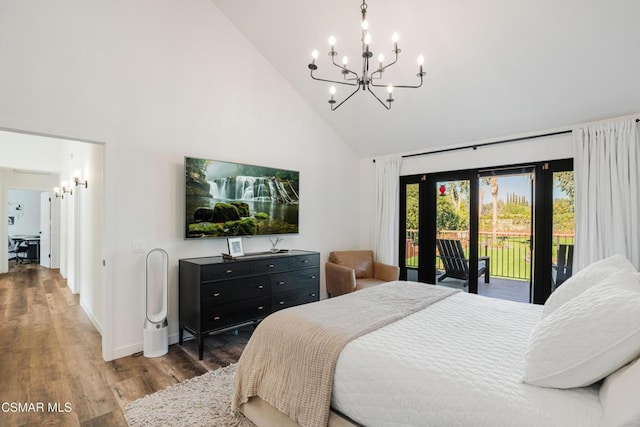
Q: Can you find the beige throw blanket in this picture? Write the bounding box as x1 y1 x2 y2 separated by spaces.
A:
232 281 458 427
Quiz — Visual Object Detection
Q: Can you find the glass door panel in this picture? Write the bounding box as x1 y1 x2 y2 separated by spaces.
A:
404 182 419 282
551 171 575 290
435 180 471 292
477 173 533 303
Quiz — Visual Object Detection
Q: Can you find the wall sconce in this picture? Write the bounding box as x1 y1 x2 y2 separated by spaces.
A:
54 187 64 199
73 170 88 189
61 181 73 197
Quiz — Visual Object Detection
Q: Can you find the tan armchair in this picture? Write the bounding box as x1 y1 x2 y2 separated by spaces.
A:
325 250 400 297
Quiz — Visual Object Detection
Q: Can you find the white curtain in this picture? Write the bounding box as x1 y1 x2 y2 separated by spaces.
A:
574 119 640 270
374 155 402 265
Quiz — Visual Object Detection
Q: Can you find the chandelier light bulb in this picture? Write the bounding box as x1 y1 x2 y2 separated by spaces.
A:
387 85 394 94
329 86 336 95
342 56 349 66
362 20 369 31
328 36 336 47
378 53 384 64
418 55 425 66
312 50 319 60
392 32 400 43
364 33 372 45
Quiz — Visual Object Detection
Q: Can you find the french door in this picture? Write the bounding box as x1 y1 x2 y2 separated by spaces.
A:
399 159 573 304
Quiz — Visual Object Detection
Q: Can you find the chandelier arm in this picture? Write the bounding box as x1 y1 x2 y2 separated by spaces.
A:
366 86 391 110
331 85 362 111
330 56 359 79
310 70 359 87
371 51 400 77
370 75 424 89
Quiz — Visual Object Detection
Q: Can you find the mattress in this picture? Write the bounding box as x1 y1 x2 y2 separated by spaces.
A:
332 291 603 427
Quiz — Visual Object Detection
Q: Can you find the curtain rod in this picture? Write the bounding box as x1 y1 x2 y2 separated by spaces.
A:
373 118 640 163
401 129 572 160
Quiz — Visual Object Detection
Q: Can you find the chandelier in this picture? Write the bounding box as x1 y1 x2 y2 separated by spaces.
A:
308 0 426 111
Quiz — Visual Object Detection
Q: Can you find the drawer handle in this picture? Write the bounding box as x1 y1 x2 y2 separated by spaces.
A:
258 306 264 310
278 281 285 285
302 260 308 263
213 316 221 321
310 293 316 297
213 292 221 297
225 269 233 274
311 275 316 279
279 301 285 305
257 285 264 289
268 264 274 268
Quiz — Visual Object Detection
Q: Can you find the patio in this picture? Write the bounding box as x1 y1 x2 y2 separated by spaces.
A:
406 268 531 303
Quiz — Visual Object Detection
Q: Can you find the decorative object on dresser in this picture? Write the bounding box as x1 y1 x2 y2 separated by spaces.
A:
325 250 399 297
179 250 320 360
227 237 244 258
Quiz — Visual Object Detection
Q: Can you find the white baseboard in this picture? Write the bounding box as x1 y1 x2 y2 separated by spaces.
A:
80 300 103 335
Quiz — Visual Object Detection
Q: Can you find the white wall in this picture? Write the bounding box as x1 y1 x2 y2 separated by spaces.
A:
0 0 361 360
59 141 105 333
357 132 574 250
7 189 41 236
0 131 62 172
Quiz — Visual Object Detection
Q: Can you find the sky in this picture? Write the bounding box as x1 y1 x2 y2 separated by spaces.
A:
440 172 572 205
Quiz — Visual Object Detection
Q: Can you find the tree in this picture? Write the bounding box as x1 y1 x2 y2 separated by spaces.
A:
491 177 499 245
437 195 467 232
556 171 575 208
449 180 469 212
406 184 419 231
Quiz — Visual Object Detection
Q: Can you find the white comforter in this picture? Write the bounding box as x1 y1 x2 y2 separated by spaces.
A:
332 291 603 427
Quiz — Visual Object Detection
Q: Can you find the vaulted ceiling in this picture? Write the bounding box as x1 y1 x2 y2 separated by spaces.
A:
212 0 640 158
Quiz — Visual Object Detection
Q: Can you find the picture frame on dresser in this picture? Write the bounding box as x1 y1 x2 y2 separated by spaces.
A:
227 237 244 257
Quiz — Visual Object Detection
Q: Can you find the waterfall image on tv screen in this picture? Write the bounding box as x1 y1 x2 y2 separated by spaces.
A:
185 157 299 238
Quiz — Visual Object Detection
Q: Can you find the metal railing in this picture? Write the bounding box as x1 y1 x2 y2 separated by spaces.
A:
405 229 575 280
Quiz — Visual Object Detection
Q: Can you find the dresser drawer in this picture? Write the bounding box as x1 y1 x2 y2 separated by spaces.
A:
202 277 270 306
288 253 320 270
272 286 320 312
202 297 270 331
201 258 288 281
271 267 319 294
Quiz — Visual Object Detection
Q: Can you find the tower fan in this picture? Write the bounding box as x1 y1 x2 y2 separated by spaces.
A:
143 248 169 357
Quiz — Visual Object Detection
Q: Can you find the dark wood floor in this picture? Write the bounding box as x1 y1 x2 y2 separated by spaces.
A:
0 261 250 426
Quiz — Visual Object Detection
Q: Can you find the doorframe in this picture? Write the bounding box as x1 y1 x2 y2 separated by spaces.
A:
0 174 59 273
422 170 480 293
532 158 574 304
400 158 573 303
0 125 109 360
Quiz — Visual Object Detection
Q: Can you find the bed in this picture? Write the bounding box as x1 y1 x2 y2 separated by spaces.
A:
233 257 640 427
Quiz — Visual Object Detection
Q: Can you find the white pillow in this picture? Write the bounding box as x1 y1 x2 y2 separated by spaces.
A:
542 254 636 319
600 358 640 427
523 271 640 388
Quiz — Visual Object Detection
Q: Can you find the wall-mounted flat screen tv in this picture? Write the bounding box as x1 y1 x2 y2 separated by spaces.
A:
185 157 299 238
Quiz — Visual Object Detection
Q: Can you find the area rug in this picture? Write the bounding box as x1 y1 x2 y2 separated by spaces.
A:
124 363 254 427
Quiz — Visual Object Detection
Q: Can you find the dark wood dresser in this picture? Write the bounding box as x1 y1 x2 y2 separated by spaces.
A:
179 250 320 359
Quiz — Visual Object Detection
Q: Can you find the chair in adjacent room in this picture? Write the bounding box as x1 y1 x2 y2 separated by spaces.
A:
436 239 489 285
8 237 18 260
552 244 574 291
325 250 400 297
